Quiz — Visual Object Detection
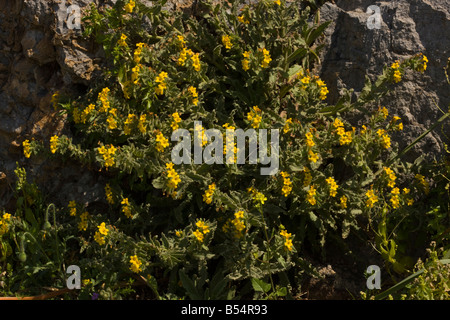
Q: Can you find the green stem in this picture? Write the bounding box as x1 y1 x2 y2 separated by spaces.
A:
259 205 275 296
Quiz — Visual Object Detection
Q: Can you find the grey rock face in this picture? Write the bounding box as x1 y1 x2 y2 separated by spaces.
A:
318 0 450 160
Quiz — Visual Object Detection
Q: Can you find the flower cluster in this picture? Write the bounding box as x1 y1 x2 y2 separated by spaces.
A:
105 184 114 204
178 47 201 71
230 210 246 238
325 177 338 197
133 42 145 64
188 86 198 106
316 79 329 100
280 171 293 197
98 87 110 112
22 139 31 158
155 71 168 95
124 0 135 13
203 183 216 204
165 162 181 190
242 51 250 71
417 53 428 72
280 229 293 251
129 255 143 273
68 200 77 216
247 106 262 128
94 222 109 245
118 33 128 47
283 118 293 134
0 213 11 236
155 132 169 152
222 35 232 50
121 198 133 218
365 188 378 208
391 60 402 83
138 114 147 134
307 185 317 205
193 220 210 242
124 113 137 135
50 135 59 154
171 112 182 131
333 118 352 146
78 211 89 231
305 131 315 147
384 167 397 188
98 144 117 168
340 195 348 209
390 187 400 209
259 48 272 68
377 129 391 149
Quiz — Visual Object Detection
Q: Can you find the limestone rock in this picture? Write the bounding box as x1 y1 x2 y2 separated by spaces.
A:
318 0 450 160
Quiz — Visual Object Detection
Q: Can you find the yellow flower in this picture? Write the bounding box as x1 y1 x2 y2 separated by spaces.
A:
134 42 145 63
274 0 281 5
191 53 201 71
130 255 143 273
238 15 250 24
325 177 338 197
380 106 389 119
305 131 315 147
94 231 106 245
98 87 110 112
195 220 210 234
253 192 267 206
78 211 89 231
260 48 271 68
105 184 114 204
121 200 133 219
222 35 232 50
365 189 378 208
171 112 182 131
138 114 147 134
50 135 59 154
155 132 169 152
393 70 401 83
188 86 198 106
280 171 293 197
23 139 31 158
166 162 181 190
124 113 137 135
202 183 216 204
384 167 397 188
381 134 391 149
280 229 293 251
118 33 128 47
51 92 59 110
308 149 318 163
68 200 77 216
247 106 262 128
193 229 204 242
417 54 428 72
124 0 135 13
307 185 317 205
340 195 348 209
107 116 117 130
97 222 109 236
283 118 293 134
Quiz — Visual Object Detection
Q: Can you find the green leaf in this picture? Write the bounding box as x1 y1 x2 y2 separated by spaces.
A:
251 278 271 293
